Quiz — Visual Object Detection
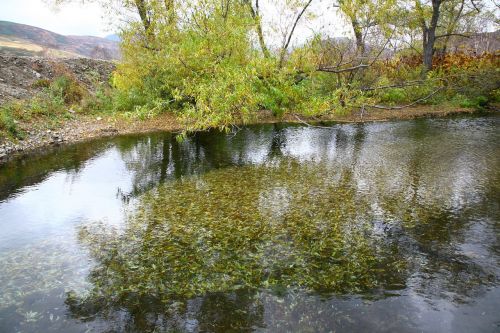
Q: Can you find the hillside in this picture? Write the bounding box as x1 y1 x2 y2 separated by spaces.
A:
0 21 120 60
0 55 115 104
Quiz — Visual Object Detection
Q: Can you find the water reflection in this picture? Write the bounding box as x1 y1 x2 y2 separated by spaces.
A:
0 115 499 332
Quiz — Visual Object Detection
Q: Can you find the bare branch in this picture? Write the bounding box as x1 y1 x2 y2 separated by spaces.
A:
278 0 314 67
318 64 369 73
470 0 481 13
435 33 471 39
368 27 396 66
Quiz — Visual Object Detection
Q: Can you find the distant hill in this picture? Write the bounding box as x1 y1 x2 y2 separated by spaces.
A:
446 30 500 54
105 34 121 42
0 21 120 60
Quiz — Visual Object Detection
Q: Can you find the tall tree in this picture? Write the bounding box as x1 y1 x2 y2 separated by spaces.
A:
416 0 440 71
413 0 483 71
245 0 271 57
333 0 396 55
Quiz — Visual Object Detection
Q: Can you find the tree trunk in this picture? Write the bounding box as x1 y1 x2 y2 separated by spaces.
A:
246 0 270 58
134 0 155 45
135 0 151 34
422 28 435 71
255 17 270 58
164 0 176 24
352 19 365 55
422 0 441 72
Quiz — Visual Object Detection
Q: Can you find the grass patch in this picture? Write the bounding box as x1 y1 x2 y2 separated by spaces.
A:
0 104 23 139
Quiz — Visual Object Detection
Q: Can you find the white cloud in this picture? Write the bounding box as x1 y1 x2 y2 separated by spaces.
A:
0 0 109 36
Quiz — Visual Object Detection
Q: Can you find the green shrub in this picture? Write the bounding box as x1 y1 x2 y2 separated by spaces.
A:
25 76 87 117
380 88 407 104
80 85 114 114
0 105 22 138
489 89 500 103
31 79 51 89
29 92 65 116
461 96 488 109
49 76 85 105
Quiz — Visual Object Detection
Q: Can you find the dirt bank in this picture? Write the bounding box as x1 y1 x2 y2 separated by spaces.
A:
0 55 114 103
1 105 489 163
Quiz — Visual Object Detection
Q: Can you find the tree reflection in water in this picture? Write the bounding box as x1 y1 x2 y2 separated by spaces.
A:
65 119 499 332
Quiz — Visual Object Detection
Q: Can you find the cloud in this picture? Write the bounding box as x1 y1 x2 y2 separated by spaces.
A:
0 0 109 36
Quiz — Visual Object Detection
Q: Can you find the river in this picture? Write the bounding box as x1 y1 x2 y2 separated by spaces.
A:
0 115 499 332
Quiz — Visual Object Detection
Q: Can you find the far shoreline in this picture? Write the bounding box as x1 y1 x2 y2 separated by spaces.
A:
0 105 496 163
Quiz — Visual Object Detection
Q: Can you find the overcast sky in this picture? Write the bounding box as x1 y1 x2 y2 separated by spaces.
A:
0 0 110 36
0 0 350 42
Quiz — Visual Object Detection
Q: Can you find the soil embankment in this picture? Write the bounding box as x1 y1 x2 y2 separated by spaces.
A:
0 55 114 103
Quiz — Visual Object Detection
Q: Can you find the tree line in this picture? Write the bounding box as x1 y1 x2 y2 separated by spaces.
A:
52 0 499 130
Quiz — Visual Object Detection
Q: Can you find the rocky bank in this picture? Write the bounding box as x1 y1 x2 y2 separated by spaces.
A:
0 55 115 104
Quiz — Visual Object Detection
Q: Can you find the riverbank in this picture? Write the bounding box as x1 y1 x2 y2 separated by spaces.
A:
0 105 491 162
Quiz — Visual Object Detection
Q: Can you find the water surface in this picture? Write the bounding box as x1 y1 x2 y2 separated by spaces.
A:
0 115 499 332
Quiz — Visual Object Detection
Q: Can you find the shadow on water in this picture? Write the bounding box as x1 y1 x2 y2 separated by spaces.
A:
0 115 499 332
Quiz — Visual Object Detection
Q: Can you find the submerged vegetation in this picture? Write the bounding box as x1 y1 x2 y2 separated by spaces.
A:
70 146 496 318
0 119 499 331
77 162 406 303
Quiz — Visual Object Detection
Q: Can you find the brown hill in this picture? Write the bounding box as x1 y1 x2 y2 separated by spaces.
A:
0 21 120 60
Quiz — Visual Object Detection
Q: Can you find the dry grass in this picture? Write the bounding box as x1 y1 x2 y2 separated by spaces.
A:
0 36 82 58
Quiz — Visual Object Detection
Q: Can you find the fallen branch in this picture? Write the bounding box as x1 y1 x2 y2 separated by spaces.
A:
435 33 471 39
293 114 332 128
368 87 444 110
361 80 425 91
318 64 369 73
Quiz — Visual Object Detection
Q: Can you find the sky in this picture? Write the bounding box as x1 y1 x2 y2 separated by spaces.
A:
0 0 350 42
0 0 110 37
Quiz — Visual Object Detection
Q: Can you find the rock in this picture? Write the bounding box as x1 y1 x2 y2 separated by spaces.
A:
101 127 118 133
96 117 102 121
68 109 75 114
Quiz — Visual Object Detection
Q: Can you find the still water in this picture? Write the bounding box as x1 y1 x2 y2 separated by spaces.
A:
0 115 499 332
